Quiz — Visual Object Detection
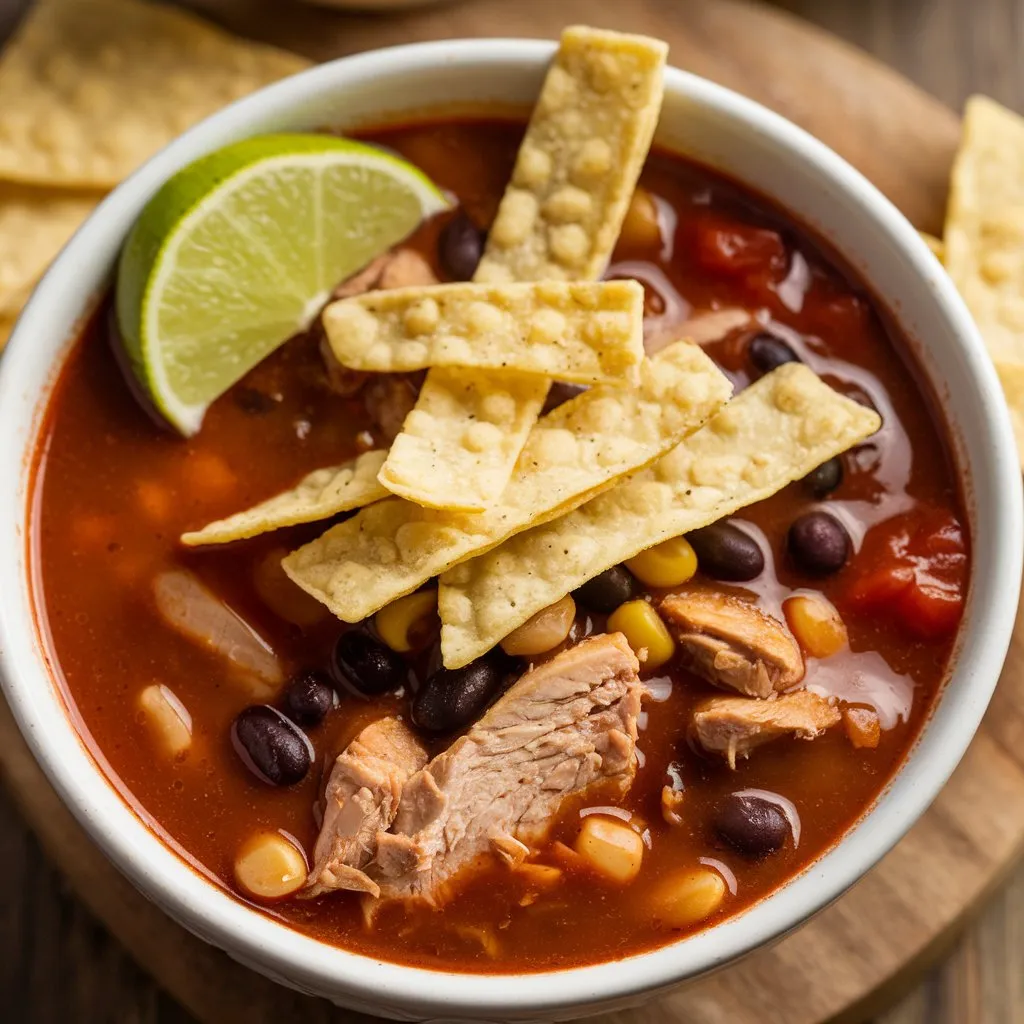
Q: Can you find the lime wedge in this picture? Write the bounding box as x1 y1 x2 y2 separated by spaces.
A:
116 134 449 436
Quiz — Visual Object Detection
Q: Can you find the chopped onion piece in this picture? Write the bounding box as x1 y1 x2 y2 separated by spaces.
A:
699 857 738 895
644 676 673 702
153 570 284 695
579 805 632 822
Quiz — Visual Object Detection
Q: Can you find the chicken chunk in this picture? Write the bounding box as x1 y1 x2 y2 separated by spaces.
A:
661 589 804 698
375 248 438 290
691 691 840 768
331 252 392 300
373 633 643 905
329 247 438 301
304 717 428 898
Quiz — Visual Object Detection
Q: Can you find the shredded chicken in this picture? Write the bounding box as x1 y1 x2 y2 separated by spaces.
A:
691 691 841 768
661 589 804 698
491 834 530 867
304 718 428 898
374 633 642 905
375 248 438 290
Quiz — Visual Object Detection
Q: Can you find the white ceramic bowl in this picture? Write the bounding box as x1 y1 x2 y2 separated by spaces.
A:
0 39 1019 1023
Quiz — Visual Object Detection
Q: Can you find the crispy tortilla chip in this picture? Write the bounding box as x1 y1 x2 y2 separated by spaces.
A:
0 0 310 188
945 96 1024 363
995 362 1024 470
379 369 549 511
384 26 667 510
439 364 882 668
282 342 731 622
0 185 99 313
475 26 667 284
181 451 389 546
920 231 945 262
323 279 644 384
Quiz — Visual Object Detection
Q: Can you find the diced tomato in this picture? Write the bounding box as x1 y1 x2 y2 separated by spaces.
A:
841 507 967 641
895 577 965 640
810 294 871 339
844 564 914 613
693 215 787 277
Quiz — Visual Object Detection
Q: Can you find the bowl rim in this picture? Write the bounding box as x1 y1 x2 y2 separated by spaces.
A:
0 37 1020 1020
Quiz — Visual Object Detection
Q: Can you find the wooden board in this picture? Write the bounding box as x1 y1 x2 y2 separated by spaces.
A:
3 1 1022 1022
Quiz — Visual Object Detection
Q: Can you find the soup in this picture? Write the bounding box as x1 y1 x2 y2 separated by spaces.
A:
30 29 967 976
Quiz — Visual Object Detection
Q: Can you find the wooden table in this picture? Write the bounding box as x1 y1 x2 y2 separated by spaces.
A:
2 0 1022 1021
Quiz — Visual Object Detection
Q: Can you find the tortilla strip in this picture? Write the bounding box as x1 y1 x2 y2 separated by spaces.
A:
282 341 730 622
379 369 550 512
0 186 99 314
380 26 667 510
323 279 644 384
474 26 668 285
945 95 1024 364
181 451 389 546
0 0 310 188
439 364 882 669
995 362 1024 470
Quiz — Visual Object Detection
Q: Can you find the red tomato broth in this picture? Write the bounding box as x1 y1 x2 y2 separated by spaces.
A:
30 119 968 972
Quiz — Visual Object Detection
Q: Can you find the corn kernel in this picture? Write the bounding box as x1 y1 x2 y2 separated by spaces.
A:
375 590 438 653
575 816 644 883
607 599 676 670
137 684 191 757
501 594 575 656
649 867 726 928
626 536 698 588
234 832 307 901
783 593 848 658
619 187 662 249
843 707 881 749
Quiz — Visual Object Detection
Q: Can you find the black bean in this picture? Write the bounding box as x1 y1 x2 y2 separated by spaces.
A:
748 333 800 374
573 565 638 613
412 651 513 733
438 210 485 281
687 521 764 581
232 706 310 786
283 669 335 727
542 381 589 414
234 386 278 415
803 457 843 498
713 793 791 858
788 511 850 576
333 631 406 697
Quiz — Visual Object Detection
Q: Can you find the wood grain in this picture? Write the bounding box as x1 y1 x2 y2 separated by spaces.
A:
182 0 961 232
2 1 1023 1022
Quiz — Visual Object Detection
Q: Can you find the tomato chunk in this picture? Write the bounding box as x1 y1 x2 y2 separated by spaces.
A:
841 508 967 640
693 215 786 277
896 576 965 640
